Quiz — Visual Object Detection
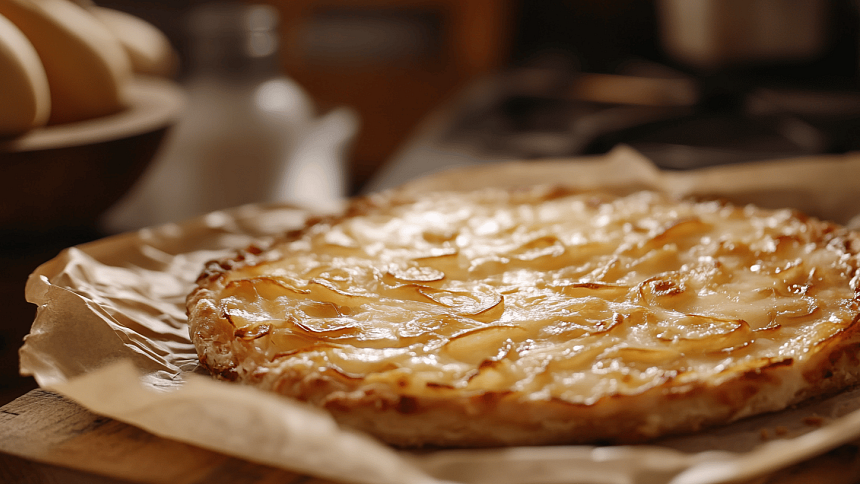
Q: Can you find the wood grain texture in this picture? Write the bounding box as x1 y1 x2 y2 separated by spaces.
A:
0 389 333 484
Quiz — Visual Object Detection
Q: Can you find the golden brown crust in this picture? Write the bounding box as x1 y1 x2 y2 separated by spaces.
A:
186 187 860 447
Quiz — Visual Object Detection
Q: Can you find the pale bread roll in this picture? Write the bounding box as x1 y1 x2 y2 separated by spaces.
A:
0 0 131 125
0 12 49 136
89 6 175 78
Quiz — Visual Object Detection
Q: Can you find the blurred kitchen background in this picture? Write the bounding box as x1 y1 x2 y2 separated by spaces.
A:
2 0 860 402
96 0 860 209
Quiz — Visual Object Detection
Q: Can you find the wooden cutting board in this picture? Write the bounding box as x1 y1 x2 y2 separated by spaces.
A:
2 388 860 484
0 389 335 484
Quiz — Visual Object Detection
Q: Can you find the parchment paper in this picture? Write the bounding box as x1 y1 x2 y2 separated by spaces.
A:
19 146 860 484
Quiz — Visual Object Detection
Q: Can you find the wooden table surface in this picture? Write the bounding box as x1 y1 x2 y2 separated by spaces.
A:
4 389 860 484
0 389 339 484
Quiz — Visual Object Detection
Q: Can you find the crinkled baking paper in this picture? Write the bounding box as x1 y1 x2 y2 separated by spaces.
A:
19 147 860 484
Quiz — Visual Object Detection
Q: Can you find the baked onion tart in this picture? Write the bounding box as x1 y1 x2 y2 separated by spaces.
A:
187 187 860 447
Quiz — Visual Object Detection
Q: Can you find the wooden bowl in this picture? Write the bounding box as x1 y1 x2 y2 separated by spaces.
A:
0 77 184 234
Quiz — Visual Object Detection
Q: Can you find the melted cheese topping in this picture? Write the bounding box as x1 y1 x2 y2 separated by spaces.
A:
216 189 860 404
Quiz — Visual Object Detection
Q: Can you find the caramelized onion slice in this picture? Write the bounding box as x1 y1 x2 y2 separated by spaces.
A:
444 326 524 364
555 282 631 301
419 287 505 322
385 265 446 283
